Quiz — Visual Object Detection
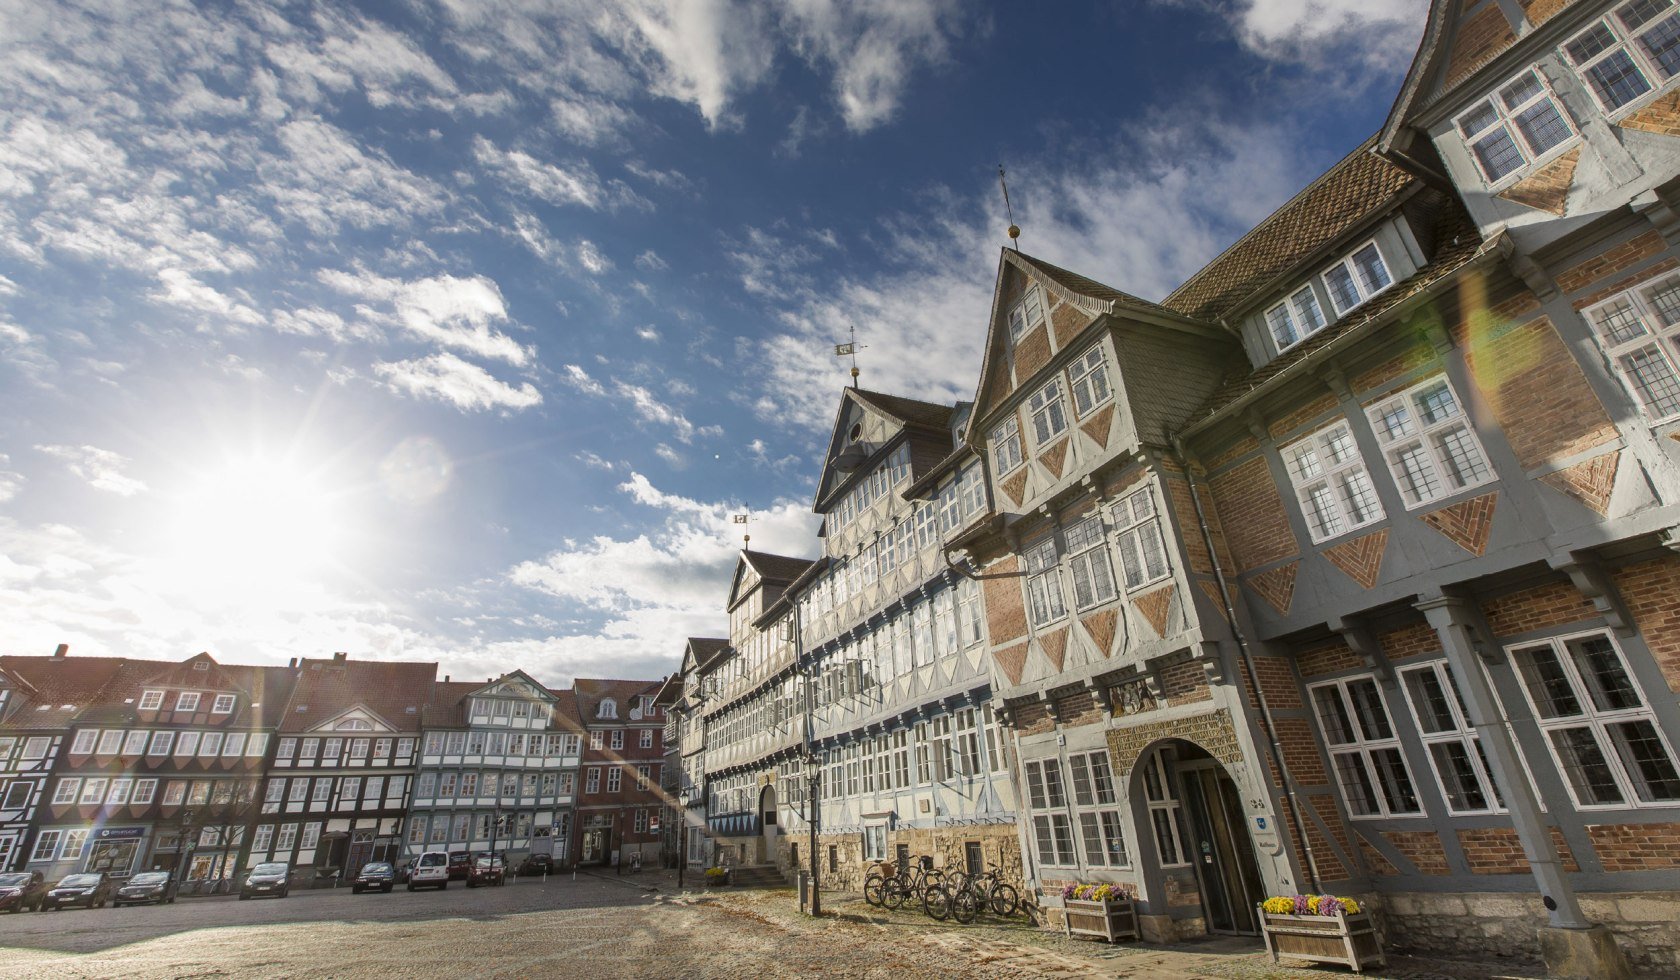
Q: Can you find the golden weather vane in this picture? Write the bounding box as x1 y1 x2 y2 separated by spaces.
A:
833 323 866 389
998 164 1020 250
732 512 751 548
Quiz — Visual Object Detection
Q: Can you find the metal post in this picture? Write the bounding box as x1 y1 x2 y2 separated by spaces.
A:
796 601 821 917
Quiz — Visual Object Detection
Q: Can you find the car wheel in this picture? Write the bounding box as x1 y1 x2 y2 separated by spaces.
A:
406 883 415 892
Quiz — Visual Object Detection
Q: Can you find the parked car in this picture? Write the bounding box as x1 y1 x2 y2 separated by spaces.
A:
390 858 414 884
466 854 505 888
407 850 449 891
351 862 395 894
113 871 177 907
0 871 47 913
42 873 115 911
446 851 472 881
519 854 554 876
239 863 291 900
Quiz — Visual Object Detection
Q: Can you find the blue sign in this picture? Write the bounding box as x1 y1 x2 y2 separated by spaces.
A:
96 828 145 840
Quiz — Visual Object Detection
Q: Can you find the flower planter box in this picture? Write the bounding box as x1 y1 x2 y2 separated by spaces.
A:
1260 908 1385 974
1062 897 1138 943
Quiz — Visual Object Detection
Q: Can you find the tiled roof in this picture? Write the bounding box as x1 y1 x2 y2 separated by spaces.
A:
743 550 815 583
849 389 955 431
1163 139 1417 323
571 678 663 726
1013 251 1189 321
279 656 437 733
1184 203 1487 430
419 680 481 728
686 638 729 673
0 654 129 730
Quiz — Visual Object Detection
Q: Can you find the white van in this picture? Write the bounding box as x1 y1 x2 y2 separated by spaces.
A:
407 850 450 891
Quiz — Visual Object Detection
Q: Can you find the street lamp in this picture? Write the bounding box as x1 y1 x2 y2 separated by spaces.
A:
676 788 690 889
174 807 199 889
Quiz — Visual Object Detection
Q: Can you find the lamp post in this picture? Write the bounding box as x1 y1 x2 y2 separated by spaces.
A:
793 602 821 918
174 807 199 889
676 788 690 889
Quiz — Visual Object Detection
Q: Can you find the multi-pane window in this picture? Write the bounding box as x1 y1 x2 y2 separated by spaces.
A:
71 729 97 755
1112 488 1170 591
96 730 123 755
80 778 108 804
133 779 157 805
1064 515 1117 610
177 732 201 757
1566 1 1680 114
1456 68 1576 184
1584 270 1680 421
1367 376 1492 508
1142 752 1189 867
1024 537 1067 626
1281 420 1384 542
32 830 61 862
1028 378 1071 446
1024 759 1076 867
1321 241 1393 315
148 732 175 756
300 823 321 851
1510 632 1680 807
607 768 623 792
610 730 624 750
1265 285 1329 350
138 690 163 711
61 830 88 861
211 694 236 714
1069 751 1128 867
1401 662 1505 814
175 692 200 712
640 728 654 749
991 414 1025 475
52 779 79 805
1066 345 1113 417
121 730 147 755
1007 283 1046 342
1310 676 1423 817
289 778 309 803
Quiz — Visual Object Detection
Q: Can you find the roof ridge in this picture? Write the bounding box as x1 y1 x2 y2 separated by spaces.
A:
1012 250 1173 312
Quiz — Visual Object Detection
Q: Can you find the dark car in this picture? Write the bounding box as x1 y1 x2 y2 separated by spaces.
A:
42 872 115 911
0 871 47 913
351 861 395 894
465 854 505 888
113 871 177 907
239 862 291 900
446 851 472 881
390 858 413 884
519 853 554 877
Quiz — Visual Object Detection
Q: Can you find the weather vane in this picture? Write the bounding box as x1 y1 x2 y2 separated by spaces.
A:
833 323 866 389
733 512 751 548
998 164 1020 250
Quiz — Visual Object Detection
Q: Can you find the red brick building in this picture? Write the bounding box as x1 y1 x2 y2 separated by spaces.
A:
569 678 666 868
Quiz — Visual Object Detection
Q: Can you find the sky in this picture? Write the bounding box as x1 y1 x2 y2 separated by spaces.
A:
0 0 1428 688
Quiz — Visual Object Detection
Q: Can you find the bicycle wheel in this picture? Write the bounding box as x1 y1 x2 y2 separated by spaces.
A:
863 874 886 907
923 885 952 921
881 880 907 911
951 887 981 924
989 882 1020 917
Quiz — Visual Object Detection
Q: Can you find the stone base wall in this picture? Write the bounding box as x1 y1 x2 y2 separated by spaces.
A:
779 823 1022 898
1375 891 1680 976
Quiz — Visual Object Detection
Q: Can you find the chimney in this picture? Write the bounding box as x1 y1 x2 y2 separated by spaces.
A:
288 657 298 668
444 675 450 682
53 644 68 658
333 652 347 662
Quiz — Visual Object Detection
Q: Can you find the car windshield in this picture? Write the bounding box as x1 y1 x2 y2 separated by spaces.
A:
474 858 495 868
58 875 100 887
362 863 391 873
417 854 445 867
449 852 468 861
129 873 170 885
251 863 288 876
0 873 31 887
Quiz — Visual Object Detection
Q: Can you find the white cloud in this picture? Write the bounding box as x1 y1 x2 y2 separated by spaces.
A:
319 269 531 366
148 268 265 329
634 325 661 341
574 451 616 471
1175 0 1427 74
576 240 614 275
374 352 543 411
560 363 608 396
470 137 648 211
615 381 701 442
34 444 148 496
633 249 668 272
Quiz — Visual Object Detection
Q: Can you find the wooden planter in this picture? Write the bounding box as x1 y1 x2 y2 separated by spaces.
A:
1062 897 1139 943
1260 907 1385 974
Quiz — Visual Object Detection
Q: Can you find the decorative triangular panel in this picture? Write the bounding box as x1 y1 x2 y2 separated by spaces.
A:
1197 579 1233 620
1496 147 1580 216
1080 608 1119 658
1135 584 1175 639
1322 529 1388 589
1539 450 1619 516
965 646 983 673
1419 491 1498 556
1051 301 1088 349
1617 90 1680 137
1038 627 1069 673
1080 404 1115 450
1040 439 1069 480
999 469 1028 509
993 643 1028 686
1246 562 1297 616
916 666 934 692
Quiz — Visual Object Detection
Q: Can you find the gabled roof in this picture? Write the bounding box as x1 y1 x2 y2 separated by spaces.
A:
811 387 960 512
279 656 437 734
848 389 955 431
1162 139 1418 324
684 638 730 675
136 652 253 697
0 653 129 730
728 550 815 612
571 677 663 725
1013 251 1189 320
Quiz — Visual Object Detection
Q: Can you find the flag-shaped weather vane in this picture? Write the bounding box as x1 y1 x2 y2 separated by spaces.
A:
834 323 866 389
733 512 751 548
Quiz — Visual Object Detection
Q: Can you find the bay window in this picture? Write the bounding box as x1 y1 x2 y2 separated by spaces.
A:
1367 376 1492 507
1282 420 1384 542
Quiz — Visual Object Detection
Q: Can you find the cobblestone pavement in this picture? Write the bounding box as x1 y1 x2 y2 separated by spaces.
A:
0 870 1556 979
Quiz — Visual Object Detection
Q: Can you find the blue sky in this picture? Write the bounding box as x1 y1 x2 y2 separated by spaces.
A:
0 0 1425 686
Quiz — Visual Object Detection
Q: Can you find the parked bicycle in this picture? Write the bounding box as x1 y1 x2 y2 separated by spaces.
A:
863 855 945 917
928 864 1020 923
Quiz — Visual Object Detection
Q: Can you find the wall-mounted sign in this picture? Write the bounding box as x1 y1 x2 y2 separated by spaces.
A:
96 828 146 840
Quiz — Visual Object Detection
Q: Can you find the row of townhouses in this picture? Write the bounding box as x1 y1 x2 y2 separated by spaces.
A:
0 648 665 883
662 0 1680 974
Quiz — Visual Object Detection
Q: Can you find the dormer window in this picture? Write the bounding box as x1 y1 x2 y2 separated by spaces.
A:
1322 242 1393 316
1066 347 1112 417
1566 1 1680 114
175 692 200 712
211 694 235 714
1265 285 1328 351
598 698 618 720
1007 284 1046 343
1027 378 1070 446
1456 68 1575 184
335 718 372 731
138 690 163 711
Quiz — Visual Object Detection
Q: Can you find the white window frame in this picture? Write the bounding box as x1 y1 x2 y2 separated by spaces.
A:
1027 377 1071 447
1508 630 1680 809
52 779 80 805
133 779 157 805
1066 345 1113 418
174 692 200 712
1455 67 1578 187
211 694 236 714
1064 514 1118 611
991 413 1025 475
1068 750 1129 868
1399 660 1506 815
176 731 200 757
1281 419 1385 543
1583 269 1680 423
31 830 62 862
138 690 163 711
1320 240 1394 316
1142 751 1191 867
147 731 174 756
1007 283 1046 343
1565 1 1680 117
1366 375 1494 509
96 730 123 755
1024 759 1076 867
1112 487 1171 592
1265 284 1329 352
71 730 97 755
1023 536 1067 627
1309 676 1425 819
122 730 147 756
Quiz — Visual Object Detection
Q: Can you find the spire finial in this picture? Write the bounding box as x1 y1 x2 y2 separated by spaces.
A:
733 513 751 550
998 164 1020 250
833 323 866 389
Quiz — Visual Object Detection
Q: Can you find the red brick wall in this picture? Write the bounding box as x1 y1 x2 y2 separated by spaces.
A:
1353 345 1435 396
1267 391 1339 440
1480 580 1595 638
1297 637 1361 677
1160 660 1211 704
1012 322 1051 381
1379 621 1438 661
1058 689 1107 728
1274 717 1327 785
1250 656 1303 710
1445 4 1517 88
1386 830 1451 875
1050 300 1089 350
1457 826 1580 874
1206 456 1297 573
1205 435 1259 472
1462 315 1618 470
1556 230 1665 294
1587 823 1680 872
1014 700 1053 737
1611 555 1680 694
983 556 1027 645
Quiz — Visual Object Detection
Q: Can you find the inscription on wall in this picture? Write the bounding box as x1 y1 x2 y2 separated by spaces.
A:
1107 708 1242 776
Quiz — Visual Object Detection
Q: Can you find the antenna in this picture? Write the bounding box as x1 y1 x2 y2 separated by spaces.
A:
732 512 751 549
998 164 1020 250
833 323 866 389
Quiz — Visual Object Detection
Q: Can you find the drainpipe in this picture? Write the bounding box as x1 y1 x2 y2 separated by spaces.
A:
1172 439 1322 893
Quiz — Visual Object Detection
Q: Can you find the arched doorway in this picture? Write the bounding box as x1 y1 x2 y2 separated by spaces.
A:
1134 740 1266 936
758 783 778 865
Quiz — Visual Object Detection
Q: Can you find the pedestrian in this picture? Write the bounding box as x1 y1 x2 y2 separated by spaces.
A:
631 852 641 874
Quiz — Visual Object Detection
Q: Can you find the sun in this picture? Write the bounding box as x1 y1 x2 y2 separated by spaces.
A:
159 455 346 602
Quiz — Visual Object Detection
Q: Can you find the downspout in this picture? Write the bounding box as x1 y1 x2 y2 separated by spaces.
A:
1171 438 1322 893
